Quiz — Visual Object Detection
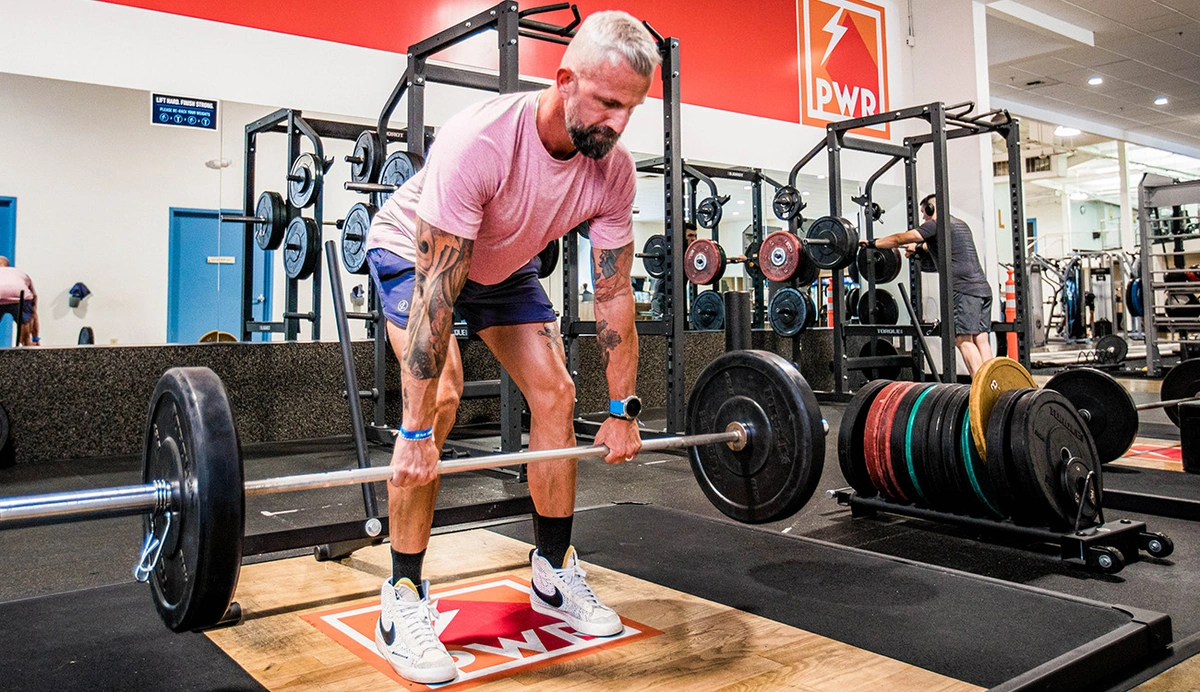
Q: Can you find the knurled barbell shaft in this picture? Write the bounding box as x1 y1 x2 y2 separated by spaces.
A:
219 215 266 224
0 429 744 530
345 182 398 193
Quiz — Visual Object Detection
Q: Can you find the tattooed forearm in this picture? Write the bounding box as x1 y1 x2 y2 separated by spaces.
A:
596 319 622 370
404 218 474 380
591 244 633 302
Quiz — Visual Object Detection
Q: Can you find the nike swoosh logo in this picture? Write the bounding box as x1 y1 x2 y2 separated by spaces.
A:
380 619 396 646
532 583 564 608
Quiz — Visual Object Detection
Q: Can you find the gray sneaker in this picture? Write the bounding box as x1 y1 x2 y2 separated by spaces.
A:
529 547 623 637
374 578 457 684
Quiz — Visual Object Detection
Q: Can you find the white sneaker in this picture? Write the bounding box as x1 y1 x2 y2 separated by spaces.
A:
529 547 623 637
374 578 457 684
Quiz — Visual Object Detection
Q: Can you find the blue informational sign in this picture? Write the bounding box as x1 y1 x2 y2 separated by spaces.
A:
152 94 217 130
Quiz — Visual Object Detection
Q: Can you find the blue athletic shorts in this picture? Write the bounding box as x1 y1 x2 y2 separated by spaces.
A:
366 248 555 332
0 299 33 324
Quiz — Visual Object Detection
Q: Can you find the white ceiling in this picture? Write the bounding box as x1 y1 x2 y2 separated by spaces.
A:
988 0 1200 158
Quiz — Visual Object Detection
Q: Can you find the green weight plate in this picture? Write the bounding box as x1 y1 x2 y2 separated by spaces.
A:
283 216 321 280
837 379 890 498
340 203 375 275
536 239 559 280
1009 389 1102 529
1161 358 1200 426
768 287 808 337
253 191 287 251
891 384 935 505
287 152 323 209
690 290 725 330
687 350 825 523
1044 368 1137 463
961 406 1005 519
143 367 244 632
805 216 859 270
908 384 956 512
349 129 383 184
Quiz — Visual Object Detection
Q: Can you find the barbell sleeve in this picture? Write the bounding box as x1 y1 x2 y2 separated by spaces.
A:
0 481 173 529
1136 396 1200 411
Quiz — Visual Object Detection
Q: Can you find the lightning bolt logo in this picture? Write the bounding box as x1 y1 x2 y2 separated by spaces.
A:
820 8 847 66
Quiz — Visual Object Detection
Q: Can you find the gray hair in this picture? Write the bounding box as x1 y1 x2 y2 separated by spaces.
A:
562 11 660 79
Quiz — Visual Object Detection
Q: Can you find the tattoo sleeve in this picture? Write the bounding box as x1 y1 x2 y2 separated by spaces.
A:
590 242 637 400
401 217 474 422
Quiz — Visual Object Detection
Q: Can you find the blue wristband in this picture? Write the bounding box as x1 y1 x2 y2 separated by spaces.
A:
399 426 434 441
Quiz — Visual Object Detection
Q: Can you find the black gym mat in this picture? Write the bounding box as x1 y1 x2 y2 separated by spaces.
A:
0 582 264 692
1105 465 1200 521
491 504 1171 690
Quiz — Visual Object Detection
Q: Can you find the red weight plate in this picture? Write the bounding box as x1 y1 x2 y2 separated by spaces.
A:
876 382 917 503
684 238 727 285
865 382 908 499
759 231 803 282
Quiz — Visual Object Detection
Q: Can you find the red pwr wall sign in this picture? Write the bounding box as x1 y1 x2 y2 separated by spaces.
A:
800 0 890 138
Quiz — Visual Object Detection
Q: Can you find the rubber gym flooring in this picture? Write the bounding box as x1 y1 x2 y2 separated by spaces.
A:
0 375 1198 691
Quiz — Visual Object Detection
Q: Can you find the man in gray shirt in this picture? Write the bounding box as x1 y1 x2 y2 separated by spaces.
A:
862 194 994 375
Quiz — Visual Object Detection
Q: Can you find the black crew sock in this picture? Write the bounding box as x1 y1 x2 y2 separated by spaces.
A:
391 548 427 596
532 512 573 567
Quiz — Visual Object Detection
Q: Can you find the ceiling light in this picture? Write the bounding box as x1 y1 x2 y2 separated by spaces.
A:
1088 76 1103 86
816 174 827 180
733 211 741 216
743 185 752 190
1070 191 1088 201
737 199 746 205
1055 126 1081 137
1155 96 1169 106
801 190 811 196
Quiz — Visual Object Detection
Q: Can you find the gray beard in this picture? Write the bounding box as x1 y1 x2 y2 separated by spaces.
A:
568 122 620 160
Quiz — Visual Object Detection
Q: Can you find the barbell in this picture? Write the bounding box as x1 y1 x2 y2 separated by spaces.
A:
0 349 826 634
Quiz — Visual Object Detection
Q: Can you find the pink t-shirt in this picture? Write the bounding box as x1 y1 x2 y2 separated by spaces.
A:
0 267 34 304
367 91 636 285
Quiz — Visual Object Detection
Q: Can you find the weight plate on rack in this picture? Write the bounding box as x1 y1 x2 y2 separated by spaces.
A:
1008 389 1102 529
1125 279 1143 317
772 185 805 221
696 197 723 229
687 350 825 523
642 234 668 278
890 384 936 505
349 130 383 184
805 216 859 270
768 287 809 337
759 231 803 282
1044 368 1137 463
844 287 860 321
857 338 901 380
340 203 375 275
254 191 287 251
969 357 1036 460
287 152 323 209
864 382 911 500
1095 334 1128 365
142 367 244 633
984 388 1034 518
373 151 422 208
685 238 727 285
838 379 890 498
928 384 972 515
856 247 902 284
908 384 956 512
801 290 817 331
856 289 899 325
690 290 725 330
283 216 321 280
744 239 764 283
1161 357 1200 426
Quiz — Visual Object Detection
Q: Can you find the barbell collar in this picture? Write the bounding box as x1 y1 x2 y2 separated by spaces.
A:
244 429 744 496
0 480 173 530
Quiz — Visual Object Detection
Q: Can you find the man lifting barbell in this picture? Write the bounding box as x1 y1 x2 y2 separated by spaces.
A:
362 12 657 684
863 194 994 375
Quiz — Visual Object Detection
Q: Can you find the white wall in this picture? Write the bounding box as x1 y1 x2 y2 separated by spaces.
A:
0 0 986 347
